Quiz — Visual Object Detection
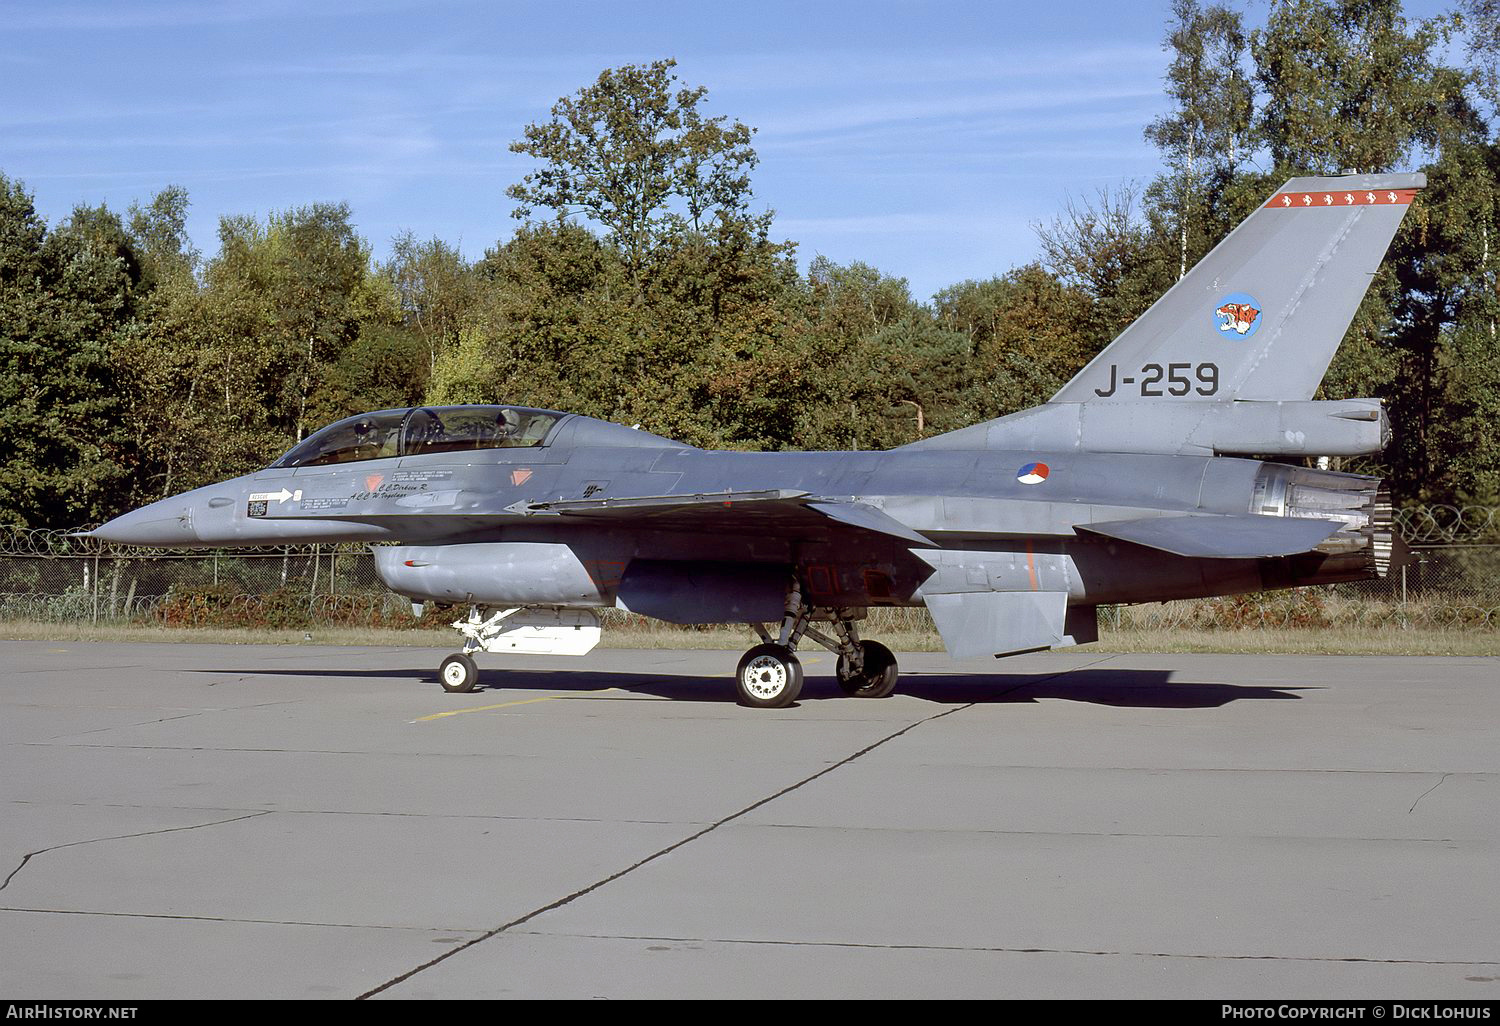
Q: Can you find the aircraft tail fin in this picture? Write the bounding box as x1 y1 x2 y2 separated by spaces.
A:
1050 173 1424 405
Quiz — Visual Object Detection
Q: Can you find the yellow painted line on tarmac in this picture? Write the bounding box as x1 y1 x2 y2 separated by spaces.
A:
413 688 620 722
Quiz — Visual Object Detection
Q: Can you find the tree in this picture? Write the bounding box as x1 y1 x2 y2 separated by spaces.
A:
1035 183 1176 349
206 204 374 443
432 221 630 416
1252 0 1456 174
0 178 135 526
1463 0 1500 121
127 185 198 288
1383 142 1500 503
1144 0 1254 278
383 231 476 377
507 59 761 282
936 265 1097 417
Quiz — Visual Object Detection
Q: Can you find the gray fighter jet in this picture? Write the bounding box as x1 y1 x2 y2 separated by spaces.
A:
93 172 1422 707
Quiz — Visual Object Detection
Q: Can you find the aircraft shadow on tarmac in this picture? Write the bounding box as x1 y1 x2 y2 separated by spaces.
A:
197 666 1313 710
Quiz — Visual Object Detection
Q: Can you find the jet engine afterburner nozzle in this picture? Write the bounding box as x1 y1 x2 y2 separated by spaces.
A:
1251 464 1394 584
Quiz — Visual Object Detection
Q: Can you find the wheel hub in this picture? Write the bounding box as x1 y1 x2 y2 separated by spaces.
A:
744 655 787 698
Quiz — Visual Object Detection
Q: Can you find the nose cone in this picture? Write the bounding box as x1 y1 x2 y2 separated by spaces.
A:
91 499 201 546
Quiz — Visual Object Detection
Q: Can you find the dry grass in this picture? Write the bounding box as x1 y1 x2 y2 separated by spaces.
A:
1091 627 1500 657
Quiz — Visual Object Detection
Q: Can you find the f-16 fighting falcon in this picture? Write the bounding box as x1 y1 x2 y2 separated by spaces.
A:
92 173 1423 707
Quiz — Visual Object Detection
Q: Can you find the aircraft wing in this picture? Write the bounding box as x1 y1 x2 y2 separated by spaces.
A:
508 490 937 547
1076 514 1344 559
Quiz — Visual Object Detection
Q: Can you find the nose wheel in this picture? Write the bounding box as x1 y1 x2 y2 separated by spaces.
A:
439 653 479 693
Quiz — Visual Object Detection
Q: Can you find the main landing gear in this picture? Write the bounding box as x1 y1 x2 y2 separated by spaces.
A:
735 579 900 709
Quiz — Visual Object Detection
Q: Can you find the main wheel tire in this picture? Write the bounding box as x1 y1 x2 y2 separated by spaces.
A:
439 652 479 693
836 640 899 698
735 643 804 708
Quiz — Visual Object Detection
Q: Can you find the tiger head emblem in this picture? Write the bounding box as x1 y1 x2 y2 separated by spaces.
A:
1215 301 1261 335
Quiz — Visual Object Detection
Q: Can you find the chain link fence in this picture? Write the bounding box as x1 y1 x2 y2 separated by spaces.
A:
1 507 1497 631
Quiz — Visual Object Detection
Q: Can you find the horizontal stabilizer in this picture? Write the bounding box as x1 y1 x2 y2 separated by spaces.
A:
925 591 1096 660
1077 514 1343 559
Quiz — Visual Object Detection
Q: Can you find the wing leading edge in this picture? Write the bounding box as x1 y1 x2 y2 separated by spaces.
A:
508 491 938 546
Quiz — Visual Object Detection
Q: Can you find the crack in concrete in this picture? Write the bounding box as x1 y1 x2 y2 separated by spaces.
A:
357 700 981 999
1409 772 1452 813
205 675 256 687
0 811 273 892
750 822 1468 843
512 929 1500 967
35 698 311 743
0 905 484 934
358 657 1126 999
5 801 692 827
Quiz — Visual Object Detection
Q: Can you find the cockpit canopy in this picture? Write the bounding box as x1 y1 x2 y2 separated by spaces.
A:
273 405 564 468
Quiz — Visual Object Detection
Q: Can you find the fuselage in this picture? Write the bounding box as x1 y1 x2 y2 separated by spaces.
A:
93 408 1389 619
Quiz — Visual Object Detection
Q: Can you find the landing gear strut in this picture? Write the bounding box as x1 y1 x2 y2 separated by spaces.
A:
736 579 900 708
438 606 499 693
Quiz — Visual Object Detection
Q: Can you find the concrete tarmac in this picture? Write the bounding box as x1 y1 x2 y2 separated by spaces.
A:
0 640 1496 1000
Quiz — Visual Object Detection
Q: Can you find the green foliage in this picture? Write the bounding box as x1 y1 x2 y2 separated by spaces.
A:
1035 184 1178 351
383 231 477 376
127 185 198 287
1145 0 1255 278
0 177 133 527
1385 142 1500 502
1252 0 1457 174
508 58 760 282
938 265 1097 416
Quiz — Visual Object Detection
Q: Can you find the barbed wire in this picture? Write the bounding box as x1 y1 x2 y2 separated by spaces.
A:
0 525 376 558
1113 595 1500 631
1392 506 1500 545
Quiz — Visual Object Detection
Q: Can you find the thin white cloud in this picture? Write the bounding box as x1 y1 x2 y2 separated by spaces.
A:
8 0 439 30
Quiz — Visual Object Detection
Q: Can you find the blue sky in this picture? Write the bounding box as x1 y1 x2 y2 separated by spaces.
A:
0 0 1458 301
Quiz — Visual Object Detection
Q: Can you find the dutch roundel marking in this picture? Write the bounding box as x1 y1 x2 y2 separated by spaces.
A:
1214 292 1262 338
1016 462 1049 485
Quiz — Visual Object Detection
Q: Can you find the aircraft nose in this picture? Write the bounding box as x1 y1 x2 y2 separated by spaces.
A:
90 500 201 546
